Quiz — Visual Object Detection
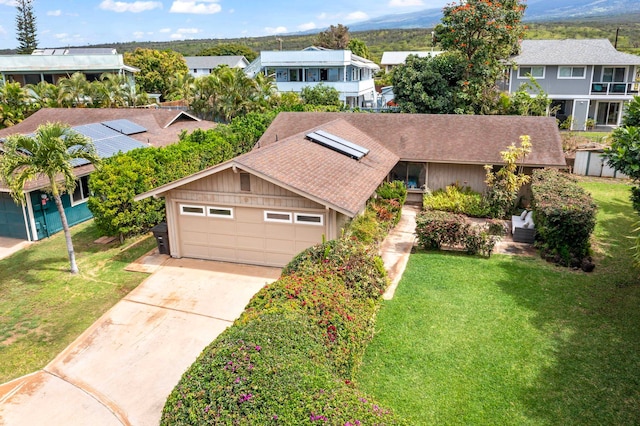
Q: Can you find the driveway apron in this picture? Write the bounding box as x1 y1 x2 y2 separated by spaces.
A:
0 258 280 426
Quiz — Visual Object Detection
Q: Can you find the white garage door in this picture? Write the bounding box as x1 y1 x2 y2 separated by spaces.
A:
177 204 325 267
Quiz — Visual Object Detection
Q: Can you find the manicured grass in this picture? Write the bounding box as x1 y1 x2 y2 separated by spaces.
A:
357 178 640 425
0 221 156 383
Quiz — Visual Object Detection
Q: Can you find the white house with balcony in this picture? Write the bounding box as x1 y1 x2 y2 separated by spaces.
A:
506 39 639 130
245 46 379 108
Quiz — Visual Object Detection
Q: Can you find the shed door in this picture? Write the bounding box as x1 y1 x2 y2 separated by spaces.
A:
177 205 325 267
0 192 28 240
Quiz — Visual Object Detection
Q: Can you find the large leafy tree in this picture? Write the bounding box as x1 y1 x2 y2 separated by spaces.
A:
392 52 468 114
15 0 38 54
347 38 371 59
434 0 526 113
0 80 32 128
124 48 189 99
300 83 341 107
0 123 100 274
316 24 350 49
197 43 258 62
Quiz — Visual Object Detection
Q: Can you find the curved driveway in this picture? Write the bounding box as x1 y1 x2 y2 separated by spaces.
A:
0 258 280 426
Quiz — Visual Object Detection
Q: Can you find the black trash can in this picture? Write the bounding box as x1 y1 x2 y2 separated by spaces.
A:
151 222 170 255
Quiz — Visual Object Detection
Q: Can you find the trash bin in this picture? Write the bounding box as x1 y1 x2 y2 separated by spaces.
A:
151 222 170 255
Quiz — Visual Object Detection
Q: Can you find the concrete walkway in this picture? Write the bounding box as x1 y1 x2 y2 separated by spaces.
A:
381 205 419 300
0 237 31 261
0 258 280 426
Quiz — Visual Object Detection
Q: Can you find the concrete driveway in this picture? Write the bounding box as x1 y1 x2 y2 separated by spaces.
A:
0 257 280 426
0 237 31 261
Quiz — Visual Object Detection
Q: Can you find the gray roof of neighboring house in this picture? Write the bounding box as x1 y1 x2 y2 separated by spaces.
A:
184 56 249 70
0 54 139 73
32 48 118 55
512 39 640 66
380 51 444 65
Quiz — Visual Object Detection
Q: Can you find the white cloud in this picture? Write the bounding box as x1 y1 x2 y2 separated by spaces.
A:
159 28 171 33
99 0 162 13
170 27 201 39
345 11 368 22
169 1 221 14
298 22 316 31
0 0 17 6
388 0 425 6
133 31 145 39
265 26 287 35
47 10 62 16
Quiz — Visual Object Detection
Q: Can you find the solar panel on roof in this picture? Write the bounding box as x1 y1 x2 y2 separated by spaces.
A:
71 123 147 160
306 130 369 160
101 119 147 135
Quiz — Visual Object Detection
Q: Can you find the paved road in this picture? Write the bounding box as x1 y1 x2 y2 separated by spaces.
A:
0 258 280 426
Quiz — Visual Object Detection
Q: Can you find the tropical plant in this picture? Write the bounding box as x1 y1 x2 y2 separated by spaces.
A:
300 83 341 107
0 80 32 128
124 48 189 99
0 123 100 273
57 72 91 107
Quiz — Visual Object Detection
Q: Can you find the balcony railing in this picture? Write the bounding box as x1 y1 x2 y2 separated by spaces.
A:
591 82 639 96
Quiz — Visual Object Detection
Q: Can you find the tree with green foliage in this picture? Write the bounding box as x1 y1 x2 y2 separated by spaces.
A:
497 76 552 116
197 43 258 62
124 48 188 99
347 38 371 59
316 24 350 49
434 0 526 113
57 72 90 107
0 123 99 273
0 80 32 128
15 0 37 54
484 135 532 218
392 52 468 114
300 83 341 107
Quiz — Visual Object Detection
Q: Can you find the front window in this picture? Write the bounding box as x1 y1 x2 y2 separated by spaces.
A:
289 69 303 82
602 67 625 82
558 66 585 79
517 66 545 79
71 175 91 205
390 162 425 190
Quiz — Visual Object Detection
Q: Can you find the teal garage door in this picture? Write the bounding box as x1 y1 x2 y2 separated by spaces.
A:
0 192 28 239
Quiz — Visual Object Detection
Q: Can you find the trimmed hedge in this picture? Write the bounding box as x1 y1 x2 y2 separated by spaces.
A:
423 184 491 218
416 210 497 257
161 238 402 425
530 169 597 267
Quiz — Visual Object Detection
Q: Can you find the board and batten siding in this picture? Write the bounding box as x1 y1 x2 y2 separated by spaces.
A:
427 163 487 193
169 168 325 211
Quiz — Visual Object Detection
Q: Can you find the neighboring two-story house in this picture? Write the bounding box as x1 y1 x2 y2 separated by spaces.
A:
507 39 640 130
245 46 379 108
0 48 138 86
184 56 249 77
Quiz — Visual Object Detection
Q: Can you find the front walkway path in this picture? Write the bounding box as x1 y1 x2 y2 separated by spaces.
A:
0 259 280 426
381 205 419 300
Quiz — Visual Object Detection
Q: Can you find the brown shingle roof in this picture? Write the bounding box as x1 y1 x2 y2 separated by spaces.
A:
258 112 566 167
236 119 399 216
0 108 216 148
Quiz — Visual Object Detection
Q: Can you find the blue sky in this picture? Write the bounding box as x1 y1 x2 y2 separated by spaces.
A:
0 0 449 50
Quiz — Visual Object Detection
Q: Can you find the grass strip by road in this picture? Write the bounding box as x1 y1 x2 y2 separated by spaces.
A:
0 220 156 383
357 178 640 425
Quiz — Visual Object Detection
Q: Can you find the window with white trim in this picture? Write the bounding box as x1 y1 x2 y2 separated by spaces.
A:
264 211 292 223
208 206 233 218
294 213 324 226
180 204 206 216
517 66 545 79
71 175 90 206
558 66 585 79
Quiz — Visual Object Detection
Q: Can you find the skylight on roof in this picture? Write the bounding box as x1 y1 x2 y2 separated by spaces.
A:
306 130 369 160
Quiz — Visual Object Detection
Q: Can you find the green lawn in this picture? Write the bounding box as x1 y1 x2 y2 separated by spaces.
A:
357 178 640 425
0 221 156 383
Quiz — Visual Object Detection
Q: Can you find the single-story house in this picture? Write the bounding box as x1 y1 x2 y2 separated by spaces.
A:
135 112 566 267
0 108 217 241
184 56 249 77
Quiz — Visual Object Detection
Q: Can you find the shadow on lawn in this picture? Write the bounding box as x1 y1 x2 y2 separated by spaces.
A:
494 198 640 424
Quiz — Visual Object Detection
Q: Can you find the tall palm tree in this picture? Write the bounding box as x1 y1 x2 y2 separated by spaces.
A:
58 72 90 107
25 81 62 108
0 122 100 273
167 72 195 102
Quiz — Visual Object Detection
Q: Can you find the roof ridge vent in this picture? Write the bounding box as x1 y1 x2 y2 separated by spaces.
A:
306 129 369 160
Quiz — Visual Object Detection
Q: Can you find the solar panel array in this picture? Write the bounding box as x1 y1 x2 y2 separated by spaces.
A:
306 130 370 160
71 123 147 166
101 119 147 135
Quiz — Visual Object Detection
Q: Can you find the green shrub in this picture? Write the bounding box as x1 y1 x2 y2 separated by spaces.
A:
377 180 407 205
423 184 490 217
416 210 497 257
531 168 597 266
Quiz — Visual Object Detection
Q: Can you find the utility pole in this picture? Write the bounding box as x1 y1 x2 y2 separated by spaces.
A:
614 27 620 49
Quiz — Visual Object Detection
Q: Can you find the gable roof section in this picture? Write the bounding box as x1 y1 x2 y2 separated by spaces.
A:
512 39 640 66
136 119 398 217
259 112 566 168
0 108 216 148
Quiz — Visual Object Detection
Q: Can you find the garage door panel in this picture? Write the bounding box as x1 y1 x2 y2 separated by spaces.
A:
182 230 208 244
237 249 266 264
236 222 264 237
235 208 261 221
0 193 28 240
208 246 237 261
265 252 294 266
265 224 295 239
295 226 324 242
265 238 295 253
208 233 237 246
182 243 212 258
237 235 264 250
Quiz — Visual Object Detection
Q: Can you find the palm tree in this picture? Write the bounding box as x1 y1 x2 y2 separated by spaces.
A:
167 72 195 102
58 72 90 107
0 122 100 273
25 81 62 108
